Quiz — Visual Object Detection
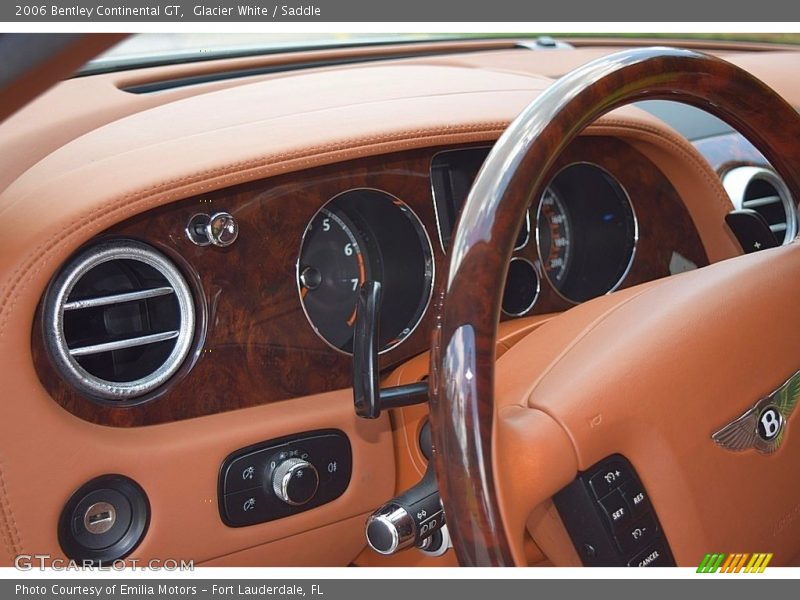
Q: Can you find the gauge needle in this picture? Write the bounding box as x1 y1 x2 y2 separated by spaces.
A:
346 253 366 326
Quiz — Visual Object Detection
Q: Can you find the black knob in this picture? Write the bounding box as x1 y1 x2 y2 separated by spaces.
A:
271 458 319 506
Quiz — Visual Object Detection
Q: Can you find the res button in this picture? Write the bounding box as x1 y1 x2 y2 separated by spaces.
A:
621 480 650 518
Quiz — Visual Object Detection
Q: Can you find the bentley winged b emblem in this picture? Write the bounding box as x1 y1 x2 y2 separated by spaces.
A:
712 370 800 454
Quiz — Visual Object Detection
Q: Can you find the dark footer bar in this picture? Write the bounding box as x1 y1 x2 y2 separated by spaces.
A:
1 579 787 600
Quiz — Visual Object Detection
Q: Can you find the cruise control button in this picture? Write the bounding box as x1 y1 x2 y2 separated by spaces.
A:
588 461 628 498
599 489 630 528
621 480 650 518
616 512 658 554
628 539 673 567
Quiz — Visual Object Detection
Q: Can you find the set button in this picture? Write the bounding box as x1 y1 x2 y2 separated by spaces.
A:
599 489 630 528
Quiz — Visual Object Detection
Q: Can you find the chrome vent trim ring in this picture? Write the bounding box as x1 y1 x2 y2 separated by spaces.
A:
722 166 798 245
43 240 195 401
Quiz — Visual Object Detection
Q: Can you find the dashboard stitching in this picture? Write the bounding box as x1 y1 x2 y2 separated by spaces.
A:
0 458 21 559
0 122 511 343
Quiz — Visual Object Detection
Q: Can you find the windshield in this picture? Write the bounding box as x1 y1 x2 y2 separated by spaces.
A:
87 33 466 72
88 33 800 74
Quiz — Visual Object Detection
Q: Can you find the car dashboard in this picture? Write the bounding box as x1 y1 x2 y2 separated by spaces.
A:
1 38 799 567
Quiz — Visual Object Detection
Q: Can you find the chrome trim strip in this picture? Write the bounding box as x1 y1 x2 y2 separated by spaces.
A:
63 286 174 311
513 209 531 251
69 330 180 357
742 195 781 208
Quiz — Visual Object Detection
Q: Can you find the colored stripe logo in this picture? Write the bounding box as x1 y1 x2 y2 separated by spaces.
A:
697 553 773 573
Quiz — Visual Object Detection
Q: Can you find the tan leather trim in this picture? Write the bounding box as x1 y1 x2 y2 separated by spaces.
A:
199 513 371 567
526 501 582 567
0 388 393 566
0 458 22 563
494 244 800 565
383 315 560 492
4 45 799 192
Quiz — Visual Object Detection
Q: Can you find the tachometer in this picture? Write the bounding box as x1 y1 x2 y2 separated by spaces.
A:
299 207 371 351
298 189 434 354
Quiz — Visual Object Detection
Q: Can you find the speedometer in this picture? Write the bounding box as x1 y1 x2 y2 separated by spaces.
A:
298 189 434 354
536 163 637 303
536 188 572 285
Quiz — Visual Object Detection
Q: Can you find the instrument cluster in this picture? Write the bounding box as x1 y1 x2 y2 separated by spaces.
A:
296 147 639 356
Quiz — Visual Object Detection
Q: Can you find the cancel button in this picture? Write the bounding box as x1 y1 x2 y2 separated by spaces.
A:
627 539 673 567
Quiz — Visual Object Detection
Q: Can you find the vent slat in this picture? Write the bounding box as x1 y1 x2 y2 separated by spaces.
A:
742 195 781 208
64 286 174 311
69 330 180 357
770 223 788 233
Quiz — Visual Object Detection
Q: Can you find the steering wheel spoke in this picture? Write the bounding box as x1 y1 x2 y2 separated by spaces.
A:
494 405 577 565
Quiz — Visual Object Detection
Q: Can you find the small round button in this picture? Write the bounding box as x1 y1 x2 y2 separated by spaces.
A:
271 458 319 506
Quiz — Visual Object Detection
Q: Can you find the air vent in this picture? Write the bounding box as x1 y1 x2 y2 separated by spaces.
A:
43 240 195 402
723 166 798 245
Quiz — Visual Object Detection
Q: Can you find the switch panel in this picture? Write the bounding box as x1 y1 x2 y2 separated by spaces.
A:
218 430 352 527
554 455 675 567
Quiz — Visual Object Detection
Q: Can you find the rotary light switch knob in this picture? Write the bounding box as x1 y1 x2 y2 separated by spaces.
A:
271 458 319 506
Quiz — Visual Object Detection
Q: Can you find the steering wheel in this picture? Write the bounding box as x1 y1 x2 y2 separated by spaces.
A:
429 47 800 566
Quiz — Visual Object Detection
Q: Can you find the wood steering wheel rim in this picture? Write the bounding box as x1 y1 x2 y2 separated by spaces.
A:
428 47 800 566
